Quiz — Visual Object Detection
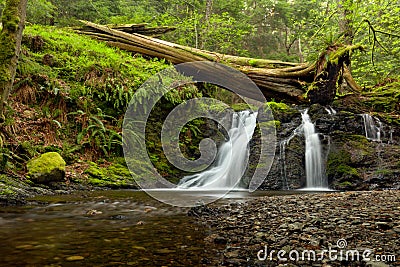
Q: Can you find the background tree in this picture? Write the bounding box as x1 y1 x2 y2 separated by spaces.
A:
0 0 28 121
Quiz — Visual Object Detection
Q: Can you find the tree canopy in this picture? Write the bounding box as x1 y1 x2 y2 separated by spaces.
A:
4 0 396 87
0 0 399 86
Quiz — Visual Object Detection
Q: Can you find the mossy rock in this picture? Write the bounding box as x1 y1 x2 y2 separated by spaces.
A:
27 152 66 184
261 101 299 123
258 120 281 130
333 181 355 190
84 162 137 188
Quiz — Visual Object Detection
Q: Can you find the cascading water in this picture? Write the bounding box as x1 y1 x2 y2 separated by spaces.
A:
301 110 328 189
324 106 337 115
178 110 257 189
362 114 382 142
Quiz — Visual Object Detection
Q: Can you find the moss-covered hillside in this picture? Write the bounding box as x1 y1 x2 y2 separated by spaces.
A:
0 25 187 198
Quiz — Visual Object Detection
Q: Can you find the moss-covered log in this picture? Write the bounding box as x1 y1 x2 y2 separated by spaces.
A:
0 0 27 121
77 21 362 105
76 23 176 38
307 44 363 105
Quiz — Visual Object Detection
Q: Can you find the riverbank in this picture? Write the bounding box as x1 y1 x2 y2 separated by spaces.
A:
191 190 399 266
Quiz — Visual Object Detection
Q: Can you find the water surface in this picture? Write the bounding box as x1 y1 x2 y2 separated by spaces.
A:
0 189 325 266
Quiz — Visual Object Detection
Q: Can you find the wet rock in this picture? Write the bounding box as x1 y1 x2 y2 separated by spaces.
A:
375 222 392 230
288 222 304 232
86 209 102 216
110 215 128 220
253 104 400 191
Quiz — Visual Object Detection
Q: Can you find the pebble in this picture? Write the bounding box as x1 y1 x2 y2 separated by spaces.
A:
191 190 400 267
66 255 84 261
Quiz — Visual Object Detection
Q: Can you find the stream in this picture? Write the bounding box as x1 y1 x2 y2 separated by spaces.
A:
0 190 310 266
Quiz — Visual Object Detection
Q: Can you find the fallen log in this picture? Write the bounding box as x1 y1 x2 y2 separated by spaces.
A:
76 23 176 38
77 20 362 104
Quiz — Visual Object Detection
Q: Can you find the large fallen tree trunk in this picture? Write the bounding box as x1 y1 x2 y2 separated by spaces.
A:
76 23 176 38
77 20 362 104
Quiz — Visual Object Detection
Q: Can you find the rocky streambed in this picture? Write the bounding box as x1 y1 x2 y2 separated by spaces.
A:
191 190 399 267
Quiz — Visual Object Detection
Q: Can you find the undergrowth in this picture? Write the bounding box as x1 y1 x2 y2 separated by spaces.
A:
1 25 205 182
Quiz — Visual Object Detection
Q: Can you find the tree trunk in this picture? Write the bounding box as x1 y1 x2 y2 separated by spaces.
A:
0 0 27 122
337 0 354 45
201 0 213 50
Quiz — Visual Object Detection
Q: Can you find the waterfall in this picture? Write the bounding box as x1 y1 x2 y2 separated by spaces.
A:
178 110 257 189
301 110 328 189
389 127 393 144
324 106 337 115
362 114 382 142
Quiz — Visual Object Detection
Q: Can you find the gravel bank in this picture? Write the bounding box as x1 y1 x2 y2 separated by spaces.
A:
191 190 399 267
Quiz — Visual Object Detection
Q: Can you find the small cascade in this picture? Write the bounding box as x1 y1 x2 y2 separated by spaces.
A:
324 106 337 115
389 127 394 144
301 110 328 189
362 114 382 142
178 110 257 189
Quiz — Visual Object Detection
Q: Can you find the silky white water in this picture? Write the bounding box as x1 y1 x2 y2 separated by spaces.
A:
362 114 382 141
178 110 257 189
301 110 328 189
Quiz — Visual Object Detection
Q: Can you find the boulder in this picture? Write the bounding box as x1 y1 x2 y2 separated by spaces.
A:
27 152 66 183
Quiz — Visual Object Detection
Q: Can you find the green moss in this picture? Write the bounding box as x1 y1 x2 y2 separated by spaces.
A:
0 0 21 83
20 25 169 117
338 181 353 187
336 164 359 176
327 150 360 179
200 102 228 112
304 82 318 99
84 161 136 188
374 169 393 176
259 120 281 129
266 101 290 112
27 152 66 175
0 186 15 196
264 101 298 122
231 103 257 111
248 59 258 67
328 44 363 65
362 81 400 113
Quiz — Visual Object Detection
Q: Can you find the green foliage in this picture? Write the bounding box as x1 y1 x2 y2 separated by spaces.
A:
23 25 169 113
68 108 122 156
27 0 56 25
362 80 400 113
17 25 173 159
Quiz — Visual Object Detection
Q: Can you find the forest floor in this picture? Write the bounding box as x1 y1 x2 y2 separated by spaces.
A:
191 190 399 267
